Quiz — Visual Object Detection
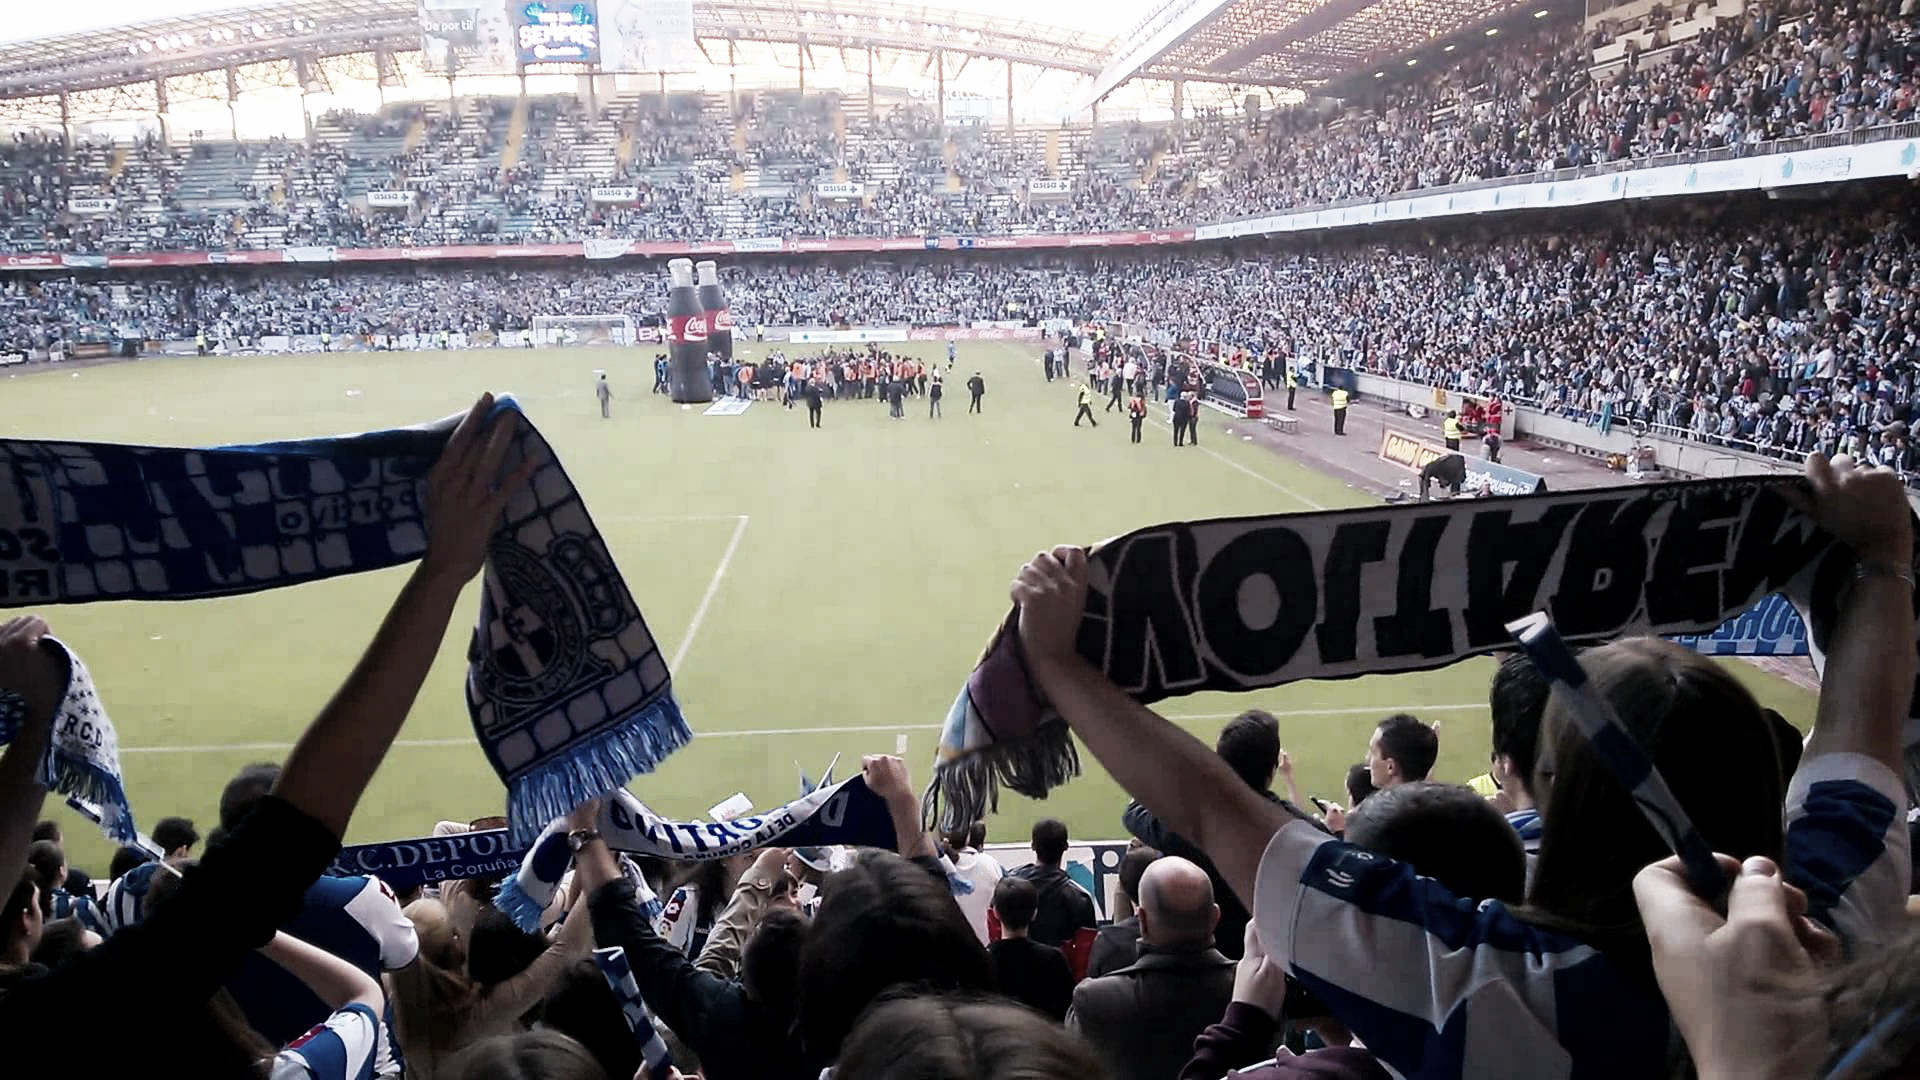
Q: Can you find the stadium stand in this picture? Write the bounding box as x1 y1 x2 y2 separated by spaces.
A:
4 0 1920 1075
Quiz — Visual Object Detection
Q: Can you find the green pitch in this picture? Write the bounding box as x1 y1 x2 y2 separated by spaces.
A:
4 342 1817 873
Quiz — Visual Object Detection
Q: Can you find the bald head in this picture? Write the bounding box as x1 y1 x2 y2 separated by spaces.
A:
1136 856 1218 949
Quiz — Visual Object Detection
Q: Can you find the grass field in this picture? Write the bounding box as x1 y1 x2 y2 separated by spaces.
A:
4 340 1819 873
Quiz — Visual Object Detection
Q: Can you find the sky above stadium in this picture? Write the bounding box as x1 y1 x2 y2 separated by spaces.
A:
0 0 1134 45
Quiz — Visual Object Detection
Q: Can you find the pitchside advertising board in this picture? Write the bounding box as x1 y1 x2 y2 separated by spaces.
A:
419 0 694 72
1377 429 1549 496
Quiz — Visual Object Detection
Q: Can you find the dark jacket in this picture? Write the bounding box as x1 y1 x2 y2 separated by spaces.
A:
989 937 1074 1021
0 796 337 1077
1124 794 1326 959
587 878 810 1080
1005 864 1095 948
1068 942 1236 1080
1086 916 1141 979
1179 1001 1390 1080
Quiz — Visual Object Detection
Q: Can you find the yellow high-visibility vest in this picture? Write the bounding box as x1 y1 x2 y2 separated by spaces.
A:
1332 389 1349 409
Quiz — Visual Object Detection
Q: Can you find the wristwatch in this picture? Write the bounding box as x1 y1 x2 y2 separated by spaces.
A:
566 828 602 852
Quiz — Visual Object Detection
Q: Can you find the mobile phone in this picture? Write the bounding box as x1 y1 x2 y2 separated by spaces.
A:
1310 797 1331 814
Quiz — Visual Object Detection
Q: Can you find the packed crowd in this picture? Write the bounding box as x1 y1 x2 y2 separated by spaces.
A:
7 186 1916 473
2 0 1916 250
3 416 1916 1078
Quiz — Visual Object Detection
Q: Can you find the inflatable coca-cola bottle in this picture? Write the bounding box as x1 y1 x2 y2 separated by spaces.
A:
696 260 733 371
666 258 711 403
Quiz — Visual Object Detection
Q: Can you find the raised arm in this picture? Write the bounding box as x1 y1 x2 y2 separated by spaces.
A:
1799 452 1915 775
0 617 62 894
1013 547 1289 908
258 931 385 1014
863 754 935 860
274 393 532 838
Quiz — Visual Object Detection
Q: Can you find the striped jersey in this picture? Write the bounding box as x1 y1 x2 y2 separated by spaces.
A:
46 888 106 935
99 860 168 934
229 875 418 1079
270 1003 379 1080
1253 751 1908 1079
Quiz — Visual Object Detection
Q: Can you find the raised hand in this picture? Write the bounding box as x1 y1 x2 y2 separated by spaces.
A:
421 392 536 584
1010 546 1089 669
1802 452 1912 567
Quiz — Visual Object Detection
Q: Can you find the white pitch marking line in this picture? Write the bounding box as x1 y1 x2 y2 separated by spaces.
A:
118 702 1487 754
1144 414 1326 510
671 513 751 672
604 513 753 522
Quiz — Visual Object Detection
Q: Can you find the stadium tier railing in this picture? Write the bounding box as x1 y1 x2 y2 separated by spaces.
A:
1341 367 1920 501
4 121 1919 271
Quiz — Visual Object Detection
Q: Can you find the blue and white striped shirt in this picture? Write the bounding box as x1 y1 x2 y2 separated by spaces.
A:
1254 751 1908 1079
269 1003 379 1080
46 888 106 936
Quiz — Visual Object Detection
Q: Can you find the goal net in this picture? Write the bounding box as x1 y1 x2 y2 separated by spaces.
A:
530 314 638 347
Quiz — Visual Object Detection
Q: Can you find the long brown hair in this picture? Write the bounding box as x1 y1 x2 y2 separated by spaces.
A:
388 898 481 1066
1520 638 1786 986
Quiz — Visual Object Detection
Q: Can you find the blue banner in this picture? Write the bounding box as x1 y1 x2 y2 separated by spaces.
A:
1668 593 1809 656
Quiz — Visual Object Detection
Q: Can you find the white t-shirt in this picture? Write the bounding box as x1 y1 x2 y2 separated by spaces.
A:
948 848 1005 945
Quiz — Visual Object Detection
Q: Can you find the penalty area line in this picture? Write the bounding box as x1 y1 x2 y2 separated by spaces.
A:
119 702 1487 754
1143 414 1327 510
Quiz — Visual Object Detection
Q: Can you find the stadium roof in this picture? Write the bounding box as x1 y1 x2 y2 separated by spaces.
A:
0 0 1117 99
1084 0 1554 102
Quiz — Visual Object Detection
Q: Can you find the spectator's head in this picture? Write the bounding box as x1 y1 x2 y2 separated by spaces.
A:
1345 763 1377 808
967 821 986 850
30 916 98 969
1136 855 1218 950
25 840 65 897
539 959 641 1080
108 845 152 882
834 994 1105 1079
741 906 807 1014
3 868 43 963
219 762 282 831
152 816 199 860
466 905 548 988
390 898 482 1063
447 1031 609 1080
1345 782 1526 903
1030 819 1068 867
1217 709 1282 791
1490 653 1552 800
1118 843 1160 908
1367 714 1438 788
796 850 993 1063
991 876 1039 936
30 821 58 844
1525 638 1784 977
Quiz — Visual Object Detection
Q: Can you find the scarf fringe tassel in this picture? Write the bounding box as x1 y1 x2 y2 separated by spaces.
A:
923 719 1079 834
504 695 693 846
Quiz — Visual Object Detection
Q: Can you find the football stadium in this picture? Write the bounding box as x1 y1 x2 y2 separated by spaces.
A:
0 0 1915 1075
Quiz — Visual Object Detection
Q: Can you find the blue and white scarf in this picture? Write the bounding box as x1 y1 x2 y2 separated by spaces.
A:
0 639 135 843
929 476 1914 829
491 775 898 929
592 946 675 1080
0 398 688 843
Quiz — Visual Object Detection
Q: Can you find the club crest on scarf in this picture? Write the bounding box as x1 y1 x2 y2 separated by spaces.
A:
0 397 690 844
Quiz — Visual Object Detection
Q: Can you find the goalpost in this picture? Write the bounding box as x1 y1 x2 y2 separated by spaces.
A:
530 314 639 347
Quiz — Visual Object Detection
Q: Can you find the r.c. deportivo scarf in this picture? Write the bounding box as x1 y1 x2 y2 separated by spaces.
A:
593 946 675 1080
927 475 1919 829
0 638 135 843
492 775 899 929
0 397 687 843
